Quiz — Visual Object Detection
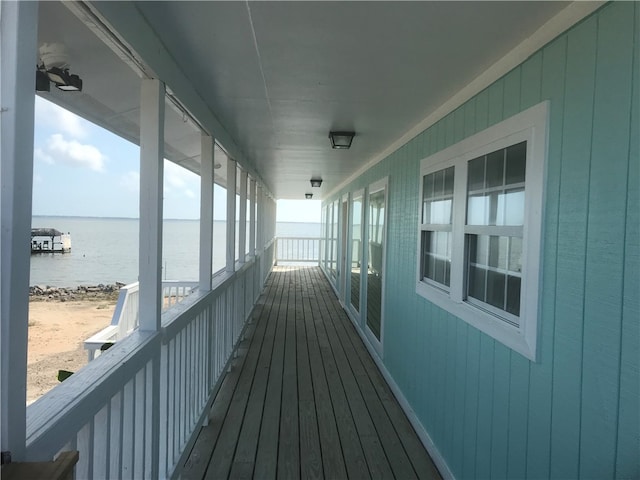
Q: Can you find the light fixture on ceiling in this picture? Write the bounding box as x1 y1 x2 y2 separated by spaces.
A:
36 43 83 92
45 66 83 91
305 193 313 199
329 131 355 149
310 178 322 188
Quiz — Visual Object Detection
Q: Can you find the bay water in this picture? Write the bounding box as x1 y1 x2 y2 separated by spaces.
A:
30 216 320 287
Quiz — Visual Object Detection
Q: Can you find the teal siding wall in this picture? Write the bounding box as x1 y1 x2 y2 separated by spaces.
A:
323 3 638 478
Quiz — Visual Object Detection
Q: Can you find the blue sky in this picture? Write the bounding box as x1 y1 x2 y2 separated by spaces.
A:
32 97 321 222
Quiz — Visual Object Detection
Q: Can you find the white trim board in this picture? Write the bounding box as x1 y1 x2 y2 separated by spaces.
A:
325 1 604 200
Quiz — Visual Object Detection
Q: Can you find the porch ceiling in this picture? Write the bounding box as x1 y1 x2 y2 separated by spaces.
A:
36 1 569 199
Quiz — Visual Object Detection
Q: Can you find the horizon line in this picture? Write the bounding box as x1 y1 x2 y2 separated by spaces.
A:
32 214 320 223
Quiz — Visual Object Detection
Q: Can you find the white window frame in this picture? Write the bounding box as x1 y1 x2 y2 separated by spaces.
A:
416 101 548 361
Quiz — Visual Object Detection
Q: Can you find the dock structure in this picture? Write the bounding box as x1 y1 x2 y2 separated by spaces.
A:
30 228 71 254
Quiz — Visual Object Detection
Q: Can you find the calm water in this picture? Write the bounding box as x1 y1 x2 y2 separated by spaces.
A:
30 216 320 287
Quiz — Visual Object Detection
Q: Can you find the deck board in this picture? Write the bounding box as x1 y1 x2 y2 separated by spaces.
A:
182 266 442 480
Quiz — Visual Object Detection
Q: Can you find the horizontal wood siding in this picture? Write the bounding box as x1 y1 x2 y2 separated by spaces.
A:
324 2 639 478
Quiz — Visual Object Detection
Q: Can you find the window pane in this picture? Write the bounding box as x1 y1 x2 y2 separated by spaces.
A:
433 169 444 198
468 156 485 191
487 192 500 225
509 237 523 273
487 270 506 309
421 231 451 287
444 166 455 195
431 199 452 224
506 141 526 184
506 275 521 317
351 196 363 313
467 194 487 225
504 188 525 226
468 265 486 301
422 175 433 223
486 150 504 188
475 234 490 266
488 235 508 269
423 166 454 225
423 173 434 199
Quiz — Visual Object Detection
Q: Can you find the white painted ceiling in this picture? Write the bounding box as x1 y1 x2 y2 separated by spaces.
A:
36 1 569 199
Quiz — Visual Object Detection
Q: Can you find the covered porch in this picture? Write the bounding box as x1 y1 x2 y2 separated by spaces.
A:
3 1 635 479
182 266 440 479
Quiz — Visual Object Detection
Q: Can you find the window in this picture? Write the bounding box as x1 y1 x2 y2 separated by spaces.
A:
416 102 548 361
420 166 454 289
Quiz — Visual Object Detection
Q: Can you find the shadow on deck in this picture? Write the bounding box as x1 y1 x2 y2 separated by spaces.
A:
182 266 441 479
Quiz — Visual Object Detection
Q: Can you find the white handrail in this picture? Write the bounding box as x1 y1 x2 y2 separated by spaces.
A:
275 236 321 263
27 256 264 479
84 280 198 361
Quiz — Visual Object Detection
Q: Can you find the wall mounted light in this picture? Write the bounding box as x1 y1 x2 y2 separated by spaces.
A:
329 131 355 149
47 66 83 91
310 178 322 188
36 65 83 92
305 193 313 199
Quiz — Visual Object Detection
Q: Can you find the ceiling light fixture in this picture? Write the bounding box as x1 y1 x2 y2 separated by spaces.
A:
305 193 313 199
36 43 83 92
310 178 322 188
46 66 83 91
329 131 355 149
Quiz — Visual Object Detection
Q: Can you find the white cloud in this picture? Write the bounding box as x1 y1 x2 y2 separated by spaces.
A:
34 147 54 164
164 160 198 198
35 97 88 139
120 171 140 193
44 134 106 172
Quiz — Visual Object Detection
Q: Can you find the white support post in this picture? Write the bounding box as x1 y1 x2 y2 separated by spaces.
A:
0 1 38 461
256 185 263 255
138 78 164 332
238 169 248 264
199 135 214 291
226 158 236 272
249 179 256 257
138 78 164 480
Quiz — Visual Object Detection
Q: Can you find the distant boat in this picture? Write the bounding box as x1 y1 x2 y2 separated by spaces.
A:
31 228 71 254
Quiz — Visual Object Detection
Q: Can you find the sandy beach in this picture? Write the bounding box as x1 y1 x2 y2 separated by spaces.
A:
27 297 116 403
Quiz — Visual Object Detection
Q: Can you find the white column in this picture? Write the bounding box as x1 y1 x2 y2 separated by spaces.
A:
0 1 38 461
249 178 256 257
238 169 248 264
138 78 164 480
138 79 165 332
199 135 214 291
225 158 236 272
256 185 263 255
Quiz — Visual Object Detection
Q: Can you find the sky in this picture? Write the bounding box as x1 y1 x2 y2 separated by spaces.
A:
32 96 321 222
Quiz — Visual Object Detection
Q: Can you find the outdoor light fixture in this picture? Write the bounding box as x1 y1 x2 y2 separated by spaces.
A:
35 66 83 92
305 193 313 199
36 44 83 93
310 178 322 188
329 131 355 149
46 67 83 92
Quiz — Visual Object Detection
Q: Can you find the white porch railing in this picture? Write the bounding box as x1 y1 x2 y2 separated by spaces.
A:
275 236 321 263
84 281 198 361
26 256 264 479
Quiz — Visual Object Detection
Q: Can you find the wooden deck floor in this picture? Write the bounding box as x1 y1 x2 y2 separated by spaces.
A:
182 266 441 480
